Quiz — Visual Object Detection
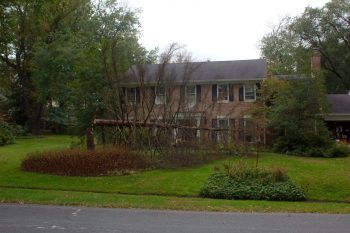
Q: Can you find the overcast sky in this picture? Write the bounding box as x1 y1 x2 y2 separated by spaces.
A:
125 0 329 61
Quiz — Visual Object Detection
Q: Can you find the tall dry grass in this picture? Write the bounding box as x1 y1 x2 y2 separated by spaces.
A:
21 147 151 176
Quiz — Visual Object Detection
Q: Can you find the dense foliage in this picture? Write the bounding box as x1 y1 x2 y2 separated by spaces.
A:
0 0 156 135
268 77 333 155
252 75 345 157
200 161 306 201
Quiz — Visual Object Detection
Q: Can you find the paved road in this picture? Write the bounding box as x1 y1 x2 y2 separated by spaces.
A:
0 204 349 233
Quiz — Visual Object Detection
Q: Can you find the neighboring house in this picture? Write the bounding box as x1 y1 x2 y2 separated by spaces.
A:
123 59 267 143
310 48 350 140
325 93 350 140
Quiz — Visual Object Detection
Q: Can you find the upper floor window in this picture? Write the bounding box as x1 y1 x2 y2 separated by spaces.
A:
239 84 257 101
180 85 201 108
155 86 166 105
186 85 196 108
217 84 229 102
212 84 234 103
244 84 256 101
122 87 140 105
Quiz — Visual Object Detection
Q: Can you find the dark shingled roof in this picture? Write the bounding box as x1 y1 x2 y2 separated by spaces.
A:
326 94 350 114
127 59 267 84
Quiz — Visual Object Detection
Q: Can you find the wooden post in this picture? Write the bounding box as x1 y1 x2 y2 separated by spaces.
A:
86 127 95 151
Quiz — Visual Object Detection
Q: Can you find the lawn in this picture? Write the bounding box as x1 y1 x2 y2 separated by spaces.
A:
0 135 349 213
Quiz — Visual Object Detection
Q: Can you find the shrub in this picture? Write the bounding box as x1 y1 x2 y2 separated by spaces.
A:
324 143 349 158
199 160 305 201
304 147 325 157
222 160 286 182
0 121 25 146
21 147 151 176
0 121 15 146
273 134 349 158
10 124 25 137
273 167 288 182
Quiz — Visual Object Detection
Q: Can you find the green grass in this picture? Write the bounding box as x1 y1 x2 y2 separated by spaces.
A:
255 153 350 202
0 135 349 213
1 187 350 214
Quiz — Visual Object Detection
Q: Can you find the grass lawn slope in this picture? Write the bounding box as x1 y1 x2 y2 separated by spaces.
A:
0 135 349 213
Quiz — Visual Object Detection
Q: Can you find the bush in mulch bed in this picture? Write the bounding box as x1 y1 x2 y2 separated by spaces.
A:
21 147 151 176
199 160 306 201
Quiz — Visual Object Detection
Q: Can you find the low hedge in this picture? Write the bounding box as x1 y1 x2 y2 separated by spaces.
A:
273 137 349 158
21 146 228 177
21 148 151 176
200 161 306 201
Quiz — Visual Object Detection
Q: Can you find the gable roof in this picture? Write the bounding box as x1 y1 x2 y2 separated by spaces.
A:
326 94 350 114
126 59 267 84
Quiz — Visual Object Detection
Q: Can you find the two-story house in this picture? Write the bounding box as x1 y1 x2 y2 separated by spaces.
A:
122 59 267 143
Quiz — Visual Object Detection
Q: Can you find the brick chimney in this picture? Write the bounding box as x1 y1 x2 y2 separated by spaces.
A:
311 47 321 71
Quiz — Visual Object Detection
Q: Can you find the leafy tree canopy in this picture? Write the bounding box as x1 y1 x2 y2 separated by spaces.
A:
254 73 332 156
0 0 156 134
260 0 350 93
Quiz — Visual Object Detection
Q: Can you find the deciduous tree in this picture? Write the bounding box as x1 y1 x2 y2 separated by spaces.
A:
260 0 350 93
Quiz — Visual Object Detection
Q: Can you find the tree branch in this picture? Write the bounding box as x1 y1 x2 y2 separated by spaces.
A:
320 50 350 89
327 21 350 48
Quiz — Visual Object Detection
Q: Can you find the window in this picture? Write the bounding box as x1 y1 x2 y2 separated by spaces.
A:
155 87 166 105
174 113 203 141
127 88 137 104
244 84 256 101
217 118 229 129
181 85 201 108
212 117 235 129
212 117 235 141
213 84 233 103
123 87 139 105
217 84 229 102
239 116 254 143
185 85 196 108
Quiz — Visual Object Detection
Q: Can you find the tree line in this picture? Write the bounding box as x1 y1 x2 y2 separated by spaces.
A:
260 0 350 93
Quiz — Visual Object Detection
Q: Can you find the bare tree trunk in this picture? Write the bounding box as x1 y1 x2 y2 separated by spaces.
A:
25 102 43 135
20 72 43 135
